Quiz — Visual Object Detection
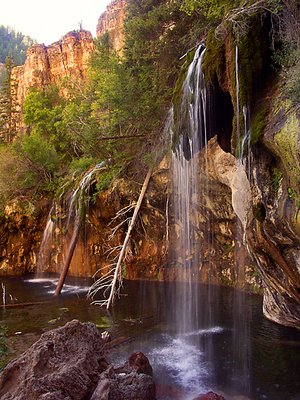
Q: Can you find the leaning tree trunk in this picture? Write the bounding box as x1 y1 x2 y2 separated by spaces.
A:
106 167 153 309
54 220 81 296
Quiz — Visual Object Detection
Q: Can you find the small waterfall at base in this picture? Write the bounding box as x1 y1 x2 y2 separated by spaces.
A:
36 162 105 282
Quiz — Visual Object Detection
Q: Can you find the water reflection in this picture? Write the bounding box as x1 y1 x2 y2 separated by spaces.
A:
1 276 300 400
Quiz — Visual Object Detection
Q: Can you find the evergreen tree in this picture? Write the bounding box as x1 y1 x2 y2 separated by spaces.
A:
0 25 35 66
0 57 15 143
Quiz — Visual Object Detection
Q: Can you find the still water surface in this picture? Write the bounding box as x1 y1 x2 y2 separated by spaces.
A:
0 275 300 400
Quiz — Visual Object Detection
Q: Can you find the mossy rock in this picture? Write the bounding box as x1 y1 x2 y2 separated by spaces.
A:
202 28 226 88
274 112 300 192
250 105 269 145
171 47 196 151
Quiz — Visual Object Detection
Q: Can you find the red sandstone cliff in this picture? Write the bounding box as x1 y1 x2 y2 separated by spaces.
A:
96 0 127 55
10 30 94 130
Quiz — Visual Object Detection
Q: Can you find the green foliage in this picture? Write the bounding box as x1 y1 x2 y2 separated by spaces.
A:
95 166 120 193
180 0 234 21
0 145 29 197
0 57 16 143
20 132 61 177
271 1 300 107
69 157 95 175
274 45 300 107
0 25 35 65
23 86 68 153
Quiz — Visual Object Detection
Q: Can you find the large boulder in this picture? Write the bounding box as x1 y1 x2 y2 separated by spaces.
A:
0 320 155 400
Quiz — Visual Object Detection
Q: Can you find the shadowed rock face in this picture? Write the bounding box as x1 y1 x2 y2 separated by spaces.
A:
0 320 156 400
246 100 300 328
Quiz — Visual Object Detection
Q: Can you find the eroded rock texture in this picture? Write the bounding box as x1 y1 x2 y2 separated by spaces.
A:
96 0 127 55
247 98 300 328
0 320 155 400
10 30 94 132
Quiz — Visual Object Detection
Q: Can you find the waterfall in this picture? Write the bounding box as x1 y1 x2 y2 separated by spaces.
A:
167 45 220 394
235 45 240 148
233 49 251 395
37 162 105 278
168 43 253 396
36 207 55 274
171 45 208 334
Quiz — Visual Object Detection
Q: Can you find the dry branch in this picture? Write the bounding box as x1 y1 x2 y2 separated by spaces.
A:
88 167 153 309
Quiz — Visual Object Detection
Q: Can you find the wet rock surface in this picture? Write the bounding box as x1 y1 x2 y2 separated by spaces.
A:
193 392 226 400
0 320 156 400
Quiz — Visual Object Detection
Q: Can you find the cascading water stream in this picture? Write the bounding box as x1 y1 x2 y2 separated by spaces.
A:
36 162 105 284
165 43 253 397
232 47 251 394
172 45 207 335
235 45 240 147
167 45 221 395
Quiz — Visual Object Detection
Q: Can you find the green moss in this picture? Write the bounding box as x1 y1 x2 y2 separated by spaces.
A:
171 47 196 150
250 105 269 145
95 168 118 193
202 29 226 87
271 169 283 197
237 13 267 106
274 113 300 192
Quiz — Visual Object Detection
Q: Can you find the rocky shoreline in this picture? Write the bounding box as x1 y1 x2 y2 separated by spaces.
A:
0 320 225 400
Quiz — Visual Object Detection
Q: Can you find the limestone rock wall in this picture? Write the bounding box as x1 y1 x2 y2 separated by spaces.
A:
96 0 127 54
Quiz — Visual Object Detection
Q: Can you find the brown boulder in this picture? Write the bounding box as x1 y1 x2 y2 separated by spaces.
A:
0 320 155 400
128 351 153 376
91 366 155 400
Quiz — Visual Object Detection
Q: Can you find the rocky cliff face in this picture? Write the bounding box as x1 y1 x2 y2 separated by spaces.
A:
246 96 300 328
96 0 127 54
0 163 169 280
10 30 94 131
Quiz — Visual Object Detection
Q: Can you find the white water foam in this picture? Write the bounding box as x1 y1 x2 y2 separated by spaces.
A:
150 334 209 398
24 278 89 295
183 326 224 337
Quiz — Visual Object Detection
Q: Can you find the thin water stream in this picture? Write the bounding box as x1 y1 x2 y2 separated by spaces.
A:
1 276 300 400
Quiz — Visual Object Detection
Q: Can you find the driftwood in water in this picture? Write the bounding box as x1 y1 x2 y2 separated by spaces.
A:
54 221 82 296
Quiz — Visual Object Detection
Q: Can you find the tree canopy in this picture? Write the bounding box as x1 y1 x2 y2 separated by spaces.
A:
0 25 36 66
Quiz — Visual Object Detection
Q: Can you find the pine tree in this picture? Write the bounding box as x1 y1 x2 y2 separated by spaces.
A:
0 57 16 143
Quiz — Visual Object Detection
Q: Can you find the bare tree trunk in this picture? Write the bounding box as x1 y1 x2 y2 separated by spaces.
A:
106 167 153 309
54 220 81 296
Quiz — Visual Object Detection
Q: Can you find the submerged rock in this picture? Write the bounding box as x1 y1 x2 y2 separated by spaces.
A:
193 391 226 400
0 320 155 400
